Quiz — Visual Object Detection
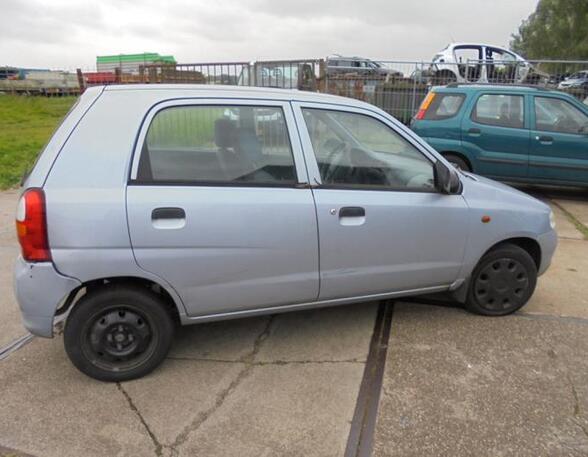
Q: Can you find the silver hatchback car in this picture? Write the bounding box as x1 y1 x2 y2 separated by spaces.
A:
14 85 557 381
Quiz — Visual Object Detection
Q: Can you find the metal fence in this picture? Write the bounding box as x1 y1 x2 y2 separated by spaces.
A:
80 58 588 124
2 58 587 123
322 59 588 123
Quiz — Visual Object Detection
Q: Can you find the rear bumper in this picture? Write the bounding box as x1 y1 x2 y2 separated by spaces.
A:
13 257 81 337
537 229 558 276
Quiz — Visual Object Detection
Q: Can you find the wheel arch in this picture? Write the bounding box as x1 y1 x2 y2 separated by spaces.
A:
440 151 474 172
484 237 541 270
57 276 184 324
451 236 541 303
434 69 458 78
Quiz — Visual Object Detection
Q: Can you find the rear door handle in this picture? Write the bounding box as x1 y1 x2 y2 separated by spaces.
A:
152 207 186 220
536 135 553 144
339 207 365 218
468 128 481 136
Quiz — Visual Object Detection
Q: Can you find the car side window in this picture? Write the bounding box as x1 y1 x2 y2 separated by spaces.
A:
137 105 297 184
302 108 435 191
534 97 588 135
472 94 524 129
423 93 465 120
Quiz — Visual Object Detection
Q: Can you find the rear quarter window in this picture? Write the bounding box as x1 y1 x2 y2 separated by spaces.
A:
423 93 465 120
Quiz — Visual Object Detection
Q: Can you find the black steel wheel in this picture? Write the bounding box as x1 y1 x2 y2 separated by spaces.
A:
466 244 537 316
64 285 174 382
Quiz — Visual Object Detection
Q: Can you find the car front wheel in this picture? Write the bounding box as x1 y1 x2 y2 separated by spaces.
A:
64 285 175 382
466 244 537 316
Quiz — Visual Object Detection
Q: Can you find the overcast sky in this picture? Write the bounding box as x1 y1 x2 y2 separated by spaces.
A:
1 0 539 70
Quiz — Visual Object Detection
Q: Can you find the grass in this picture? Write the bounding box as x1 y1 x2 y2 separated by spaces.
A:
0 95 76 189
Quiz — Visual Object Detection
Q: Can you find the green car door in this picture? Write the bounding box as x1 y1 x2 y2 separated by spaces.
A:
461 92 530 179
529 94 588 186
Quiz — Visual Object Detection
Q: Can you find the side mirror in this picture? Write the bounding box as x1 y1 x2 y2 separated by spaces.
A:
434 160 461 194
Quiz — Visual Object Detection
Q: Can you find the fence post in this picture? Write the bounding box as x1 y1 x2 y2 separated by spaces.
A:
114 67 121 84
76 68 85 94
318 59 327 93
409 63 420 117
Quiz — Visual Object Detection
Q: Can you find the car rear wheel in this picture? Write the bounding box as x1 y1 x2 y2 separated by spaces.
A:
64 285 174 382
465 244 537 316
443 154 471 172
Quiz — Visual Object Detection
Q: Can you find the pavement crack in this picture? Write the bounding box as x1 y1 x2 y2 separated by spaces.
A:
550 199 588 240
167 355 364 365
169 315 276 452
566 372 588 439
117 382 163 457
544 344 588 440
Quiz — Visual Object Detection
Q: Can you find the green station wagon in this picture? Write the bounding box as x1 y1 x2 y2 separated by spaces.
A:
411 84 588 187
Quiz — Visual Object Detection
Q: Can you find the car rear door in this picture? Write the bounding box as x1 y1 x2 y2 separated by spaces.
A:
460 91 530 179
529 94 588 185
126 99 319 317
292 102 470 301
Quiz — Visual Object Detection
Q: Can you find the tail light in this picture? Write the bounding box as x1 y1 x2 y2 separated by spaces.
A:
415 92 436 120
15 188 51 262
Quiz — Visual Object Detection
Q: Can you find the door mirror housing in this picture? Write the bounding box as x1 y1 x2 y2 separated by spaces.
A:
434 160 462 194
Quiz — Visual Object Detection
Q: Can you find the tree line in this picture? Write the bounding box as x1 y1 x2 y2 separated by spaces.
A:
511 0 588 60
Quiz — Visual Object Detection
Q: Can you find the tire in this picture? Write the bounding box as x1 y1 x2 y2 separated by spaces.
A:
433 71 457 86
444 154 471 172
465 244 537 316
64 285 175 382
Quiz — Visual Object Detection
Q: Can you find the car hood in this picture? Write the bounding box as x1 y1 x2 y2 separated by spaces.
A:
460 171 551 213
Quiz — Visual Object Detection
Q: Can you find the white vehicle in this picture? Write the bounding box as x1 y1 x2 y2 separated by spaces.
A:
430 43 539 85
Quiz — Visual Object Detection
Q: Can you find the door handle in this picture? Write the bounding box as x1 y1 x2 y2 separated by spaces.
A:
339 207 365 218
152 207 186 220
468 128 481 136
536 135 553 144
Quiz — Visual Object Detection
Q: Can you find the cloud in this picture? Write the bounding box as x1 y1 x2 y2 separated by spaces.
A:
0 0 539 70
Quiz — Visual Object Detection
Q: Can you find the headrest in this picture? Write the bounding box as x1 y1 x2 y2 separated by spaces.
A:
215 118 237 149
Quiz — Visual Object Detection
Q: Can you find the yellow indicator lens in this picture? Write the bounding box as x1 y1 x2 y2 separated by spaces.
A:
420 92 436 111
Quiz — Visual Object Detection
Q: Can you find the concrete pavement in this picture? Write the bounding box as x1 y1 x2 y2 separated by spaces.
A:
0 190 21 348
0 187 587 456
373 303 588 457
373 187 588 457
0 305 376 457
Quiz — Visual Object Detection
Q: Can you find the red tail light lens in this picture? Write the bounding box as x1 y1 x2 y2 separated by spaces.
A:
15 188 51 262
415 92 436 120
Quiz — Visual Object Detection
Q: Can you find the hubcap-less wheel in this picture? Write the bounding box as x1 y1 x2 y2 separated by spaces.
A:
473 258 529 311
82 305 158 372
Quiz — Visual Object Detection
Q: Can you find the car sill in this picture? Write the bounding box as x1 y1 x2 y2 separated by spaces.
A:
180 284 450 325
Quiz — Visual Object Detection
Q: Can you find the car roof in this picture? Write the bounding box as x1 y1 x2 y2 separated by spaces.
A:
446 42 510 50
102 84 372 108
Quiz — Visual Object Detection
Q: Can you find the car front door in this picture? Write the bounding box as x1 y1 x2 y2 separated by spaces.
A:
529 95 588 185
293 102 470 301
461 92 530 179
126 99 319 317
